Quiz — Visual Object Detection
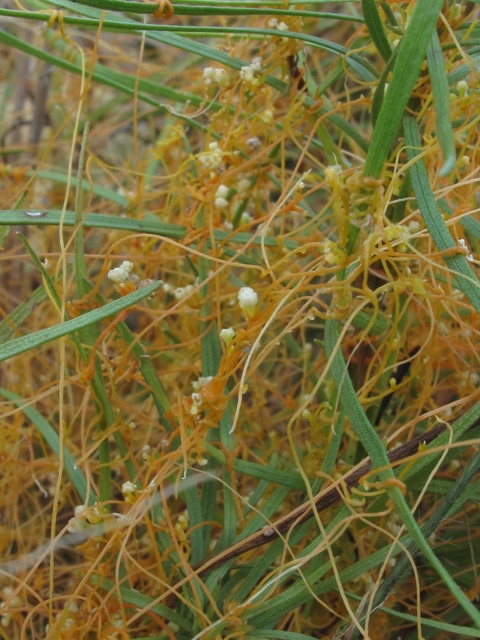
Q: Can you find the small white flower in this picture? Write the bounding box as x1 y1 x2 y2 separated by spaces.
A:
237 178 250 194
223 221 233 231
457 79 468 97
216 184 229 199
122 481 136 496
238 286 258 316
67 505 89 533
251 57 262 72
111 613 123 629
246 137 261 150
240 211 253 226
190 392 204 415
203 66 214 85
192 376 213 391
199 141 224 171
192 393 203 406
107 260 134 283
220 327 236 346
203 66 229 87
408 220 421 234
163 283 172 293
174 284 194 300
261 109 274 124
296 181 305 191
267 18 278 28
215 197 229 210
277 21 288 31
142 445 151 462
240 57 263 88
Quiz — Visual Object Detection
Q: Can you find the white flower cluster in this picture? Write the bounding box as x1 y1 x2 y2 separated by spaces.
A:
237 178 250 194
174 284 194 300
246 136 261 150
203 66 229 87
240 57 263 88
200 141 224 171
457 80 468 97
192 375 213 391
1 588 22 628
214 184 229 210
240 211 253 226
67 505 92 533
122 480 138 504
190 392 203 415
238 286 258 317
220 327 236 346
459 238 475 262
107 260 134 283
267 18 289 31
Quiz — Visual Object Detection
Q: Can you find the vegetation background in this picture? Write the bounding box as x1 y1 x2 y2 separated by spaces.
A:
1 0 480 638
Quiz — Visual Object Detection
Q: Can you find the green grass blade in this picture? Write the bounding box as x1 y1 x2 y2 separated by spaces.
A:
361 0 392 63
349 446 480 640
0 387 95 505
401 398 480 482
324 318 480 628
73 122 112 503
0 278 59 345
0 281 161 363
204 443 308 490
404 116 480 315
345 590 480 638
90 576 193 632
427 32 456 176
91 284 171 427
371 47 397 128
364 0 444 179
0 210 301 250
74 122 91 301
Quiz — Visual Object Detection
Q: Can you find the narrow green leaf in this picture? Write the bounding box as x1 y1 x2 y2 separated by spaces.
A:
345 590 480 638
404 117 480 315
427 32 456 176
251 633 330 640
349 446 480 640
0 210 300 250
204 443 308 490
0 281 162 363
351 309 389 335
0 279 56 345
364 0 444 178
0 387 95 505
324 318 480 628
371 47 398 128
401 397 480 482
90 576 193 632
91 284 171 427
74 122 91 300
362 0 392 63
32 0 370 152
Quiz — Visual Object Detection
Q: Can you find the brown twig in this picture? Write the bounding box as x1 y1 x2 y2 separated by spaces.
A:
165 422 450 604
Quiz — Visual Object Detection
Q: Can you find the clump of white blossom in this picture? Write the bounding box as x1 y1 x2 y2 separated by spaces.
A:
238 286 258 317
107 260 134 283
214 184 229 209
200 141 224 171
203 66 229 87
246 136 261 150
192 376 213 392
220 327 236 346
240 57 263 87
174 284 194 300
